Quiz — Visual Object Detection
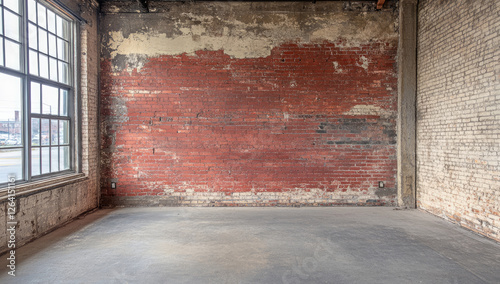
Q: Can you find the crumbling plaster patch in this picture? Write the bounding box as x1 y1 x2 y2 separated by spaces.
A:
102 2 398 71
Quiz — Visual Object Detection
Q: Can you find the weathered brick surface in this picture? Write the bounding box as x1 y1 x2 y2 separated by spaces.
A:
80 0 100 208
417 0 500 241
100 2 399 206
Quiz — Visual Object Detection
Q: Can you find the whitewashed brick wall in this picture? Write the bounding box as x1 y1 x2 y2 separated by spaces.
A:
417 0 500 241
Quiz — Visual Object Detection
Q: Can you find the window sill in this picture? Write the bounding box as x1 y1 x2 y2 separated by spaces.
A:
0 173 88 202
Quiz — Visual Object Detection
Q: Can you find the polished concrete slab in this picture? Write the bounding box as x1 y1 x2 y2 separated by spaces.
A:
1 207 499 283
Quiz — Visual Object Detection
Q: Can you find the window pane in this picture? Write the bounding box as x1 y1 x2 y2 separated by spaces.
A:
38 28 47 53
49 57 57 81
41 147 49 174
60 89 68 116
31 118 39 146
60 146 69 170
28 0 36 23
59 120 68 144
3 136 21 146
4 0 20 14
48 34 56 57
31 147 40 176
31 82 41 114
41 118 49 146
51 146 58 172
42 84 58 115
28 23 37 49
56 16 69 39
58 61 68 84
29 50 38 75
5 40 20 70
0 40 3 66
57 38 67 61
0 73 22 145
47 10 56 33
0 10 3 36
62 19 69 40
4 10 19 41
50 120 58 145
56 16 62 37
0 149 22 182
37 3 46 29
4 137 21 146
39 53 48 78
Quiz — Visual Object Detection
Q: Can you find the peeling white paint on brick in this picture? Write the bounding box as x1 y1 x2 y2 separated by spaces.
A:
357 56 370 71
103 2 398 65
333 61 344 73
343 105 393 118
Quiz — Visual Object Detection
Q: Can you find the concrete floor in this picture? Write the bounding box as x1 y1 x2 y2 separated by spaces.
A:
1 207 499 283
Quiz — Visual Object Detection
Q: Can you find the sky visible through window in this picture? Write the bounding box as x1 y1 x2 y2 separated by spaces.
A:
0 72 21 121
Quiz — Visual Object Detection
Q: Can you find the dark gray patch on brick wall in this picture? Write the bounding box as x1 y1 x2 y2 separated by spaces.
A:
110 97 129 123
341 118 368 133
375 187 397 198
111 54 147 71
319 119 368 134
101 196 181 207
383 127 397 144
330 140 376 145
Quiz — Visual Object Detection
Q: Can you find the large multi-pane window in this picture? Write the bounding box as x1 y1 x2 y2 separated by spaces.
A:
0 0 75 185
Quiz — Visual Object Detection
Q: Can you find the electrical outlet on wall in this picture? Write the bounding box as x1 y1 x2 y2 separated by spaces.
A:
111 182 116 189
378 181 385 188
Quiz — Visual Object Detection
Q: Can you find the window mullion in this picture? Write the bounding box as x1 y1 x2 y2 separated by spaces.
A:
30 74 70 89
22 0 31 181
1 6 5 66
26 78 32 181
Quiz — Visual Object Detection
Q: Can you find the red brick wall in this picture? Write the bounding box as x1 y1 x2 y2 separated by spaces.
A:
100 40 398 206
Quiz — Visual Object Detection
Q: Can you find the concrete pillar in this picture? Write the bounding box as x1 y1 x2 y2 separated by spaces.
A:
397 0 417 208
